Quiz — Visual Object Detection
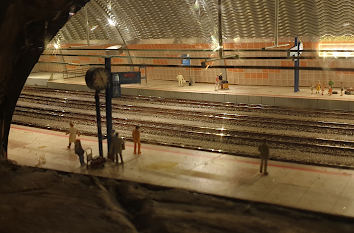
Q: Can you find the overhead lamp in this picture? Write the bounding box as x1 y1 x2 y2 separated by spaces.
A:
210 35 219 51
319 42 354 57
233 37 240 43
193 0 200 10
108 18 116 26
90 25 98 31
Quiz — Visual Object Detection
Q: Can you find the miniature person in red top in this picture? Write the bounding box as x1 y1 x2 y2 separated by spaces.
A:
215 76 219 91
132 125 141 154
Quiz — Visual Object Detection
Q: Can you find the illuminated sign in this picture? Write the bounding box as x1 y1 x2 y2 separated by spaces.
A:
113 72 141 84
319 43 354 57
111 72 141 98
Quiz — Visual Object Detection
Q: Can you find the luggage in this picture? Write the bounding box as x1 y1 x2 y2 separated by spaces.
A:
88 156 106 169
221 80 229 89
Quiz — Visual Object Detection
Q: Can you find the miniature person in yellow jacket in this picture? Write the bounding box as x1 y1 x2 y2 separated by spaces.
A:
316 81 321 94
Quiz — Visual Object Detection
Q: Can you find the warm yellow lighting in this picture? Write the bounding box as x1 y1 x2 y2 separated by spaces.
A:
319 42 354 57
90 25 98 31
233 37 240 42
108 18 116 26
54 43 60 49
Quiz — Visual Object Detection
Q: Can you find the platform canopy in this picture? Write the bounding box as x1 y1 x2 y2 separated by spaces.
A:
52 0 354 45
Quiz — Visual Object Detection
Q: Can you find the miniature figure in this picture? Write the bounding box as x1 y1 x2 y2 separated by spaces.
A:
215 75 219 91
74 139 85 166
109 131 125 164
316 81 321 94
66 121 80 149
176 73 186 87
132 125 141 155
328 86 333 96
218 73 223 89
258 140 269 175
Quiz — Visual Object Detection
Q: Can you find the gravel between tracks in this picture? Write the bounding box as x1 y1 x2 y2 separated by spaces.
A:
16 89 354 168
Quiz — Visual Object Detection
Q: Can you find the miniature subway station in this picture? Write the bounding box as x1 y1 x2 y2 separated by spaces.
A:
6 0 354 220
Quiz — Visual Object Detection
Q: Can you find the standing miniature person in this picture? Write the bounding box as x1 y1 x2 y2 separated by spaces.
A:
176 73 185 87
214 75 219 91
74 139 85 166
218 73 223 89
321 85 325 96
316 81 321 94
258 140 269 175
310 84 314 94
328 86 333 96
109 132 125 164
132 125 141 155
340 82 344 96
66 121 80 149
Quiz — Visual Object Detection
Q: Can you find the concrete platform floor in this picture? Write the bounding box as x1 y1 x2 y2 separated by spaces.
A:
8 124 354 218
43 77 354 111
46 77 354 102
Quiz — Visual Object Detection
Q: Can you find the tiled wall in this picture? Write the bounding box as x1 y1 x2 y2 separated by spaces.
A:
34 39 354 88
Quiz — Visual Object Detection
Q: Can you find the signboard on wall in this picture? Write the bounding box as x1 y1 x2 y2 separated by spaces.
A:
112 72 141 84
111 72 141 97
181 54 191 66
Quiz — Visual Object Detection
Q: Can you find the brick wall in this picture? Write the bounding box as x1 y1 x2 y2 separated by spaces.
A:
35 39 354 88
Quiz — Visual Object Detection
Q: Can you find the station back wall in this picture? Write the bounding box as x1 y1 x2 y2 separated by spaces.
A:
34 38 354 88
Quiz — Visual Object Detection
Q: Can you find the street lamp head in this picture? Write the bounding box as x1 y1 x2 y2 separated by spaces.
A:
85 68 109 91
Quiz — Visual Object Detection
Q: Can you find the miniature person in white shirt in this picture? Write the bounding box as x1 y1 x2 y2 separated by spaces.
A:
176 73 186 87
66 121 80 149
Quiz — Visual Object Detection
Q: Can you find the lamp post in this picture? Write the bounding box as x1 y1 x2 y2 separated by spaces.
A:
105 57 113 152
85 68 109 157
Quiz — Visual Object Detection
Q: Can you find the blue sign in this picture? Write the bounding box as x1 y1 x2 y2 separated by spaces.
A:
181 54 190 66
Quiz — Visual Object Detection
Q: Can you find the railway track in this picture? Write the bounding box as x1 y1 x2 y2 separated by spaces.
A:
14 104 354 154
18 93 354 135
15 87 354 168
22 86 354 120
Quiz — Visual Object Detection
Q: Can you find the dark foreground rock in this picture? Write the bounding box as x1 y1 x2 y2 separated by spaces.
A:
0 161 353 233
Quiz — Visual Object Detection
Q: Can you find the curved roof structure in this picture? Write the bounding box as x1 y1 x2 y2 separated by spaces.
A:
53 0 354 45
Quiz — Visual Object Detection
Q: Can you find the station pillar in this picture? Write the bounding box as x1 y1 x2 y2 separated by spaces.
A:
95 91 104 157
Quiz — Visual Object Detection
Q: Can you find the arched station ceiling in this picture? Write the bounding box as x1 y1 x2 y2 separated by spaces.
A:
53 0 354 45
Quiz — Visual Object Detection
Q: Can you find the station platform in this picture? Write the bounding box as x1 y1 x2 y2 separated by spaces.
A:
26 73 354 111
8 124 354 218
